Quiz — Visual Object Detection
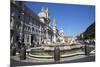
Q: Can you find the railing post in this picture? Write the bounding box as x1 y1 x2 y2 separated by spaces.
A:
54 46 60 61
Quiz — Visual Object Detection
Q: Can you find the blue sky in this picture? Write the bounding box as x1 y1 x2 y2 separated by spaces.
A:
24 1 95 36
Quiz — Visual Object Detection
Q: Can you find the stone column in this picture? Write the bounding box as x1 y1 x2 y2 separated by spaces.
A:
24 34 27 46
19 12 24 43
10 14 14 44
11 14 14 30
19 21 24 42
39 25 42 45
11 36 14 45
30 22 33 46
11 12 17 47
29 34 31 46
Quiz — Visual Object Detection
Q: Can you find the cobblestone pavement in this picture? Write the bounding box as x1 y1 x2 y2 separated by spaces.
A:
10 54 95 67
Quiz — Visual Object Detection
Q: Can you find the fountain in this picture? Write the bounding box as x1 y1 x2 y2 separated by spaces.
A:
27 18 83 59
27 42 83 58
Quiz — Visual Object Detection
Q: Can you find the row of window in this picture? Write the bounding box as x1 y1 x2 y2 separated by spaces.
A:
11 9 41 28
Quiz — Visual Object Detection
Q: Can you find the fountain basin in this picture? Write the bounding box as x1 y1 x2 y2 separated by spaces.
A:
27 44 83 58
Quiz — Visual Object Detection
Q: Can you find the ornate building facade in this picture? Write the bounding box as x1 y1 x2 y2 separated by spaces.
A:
10 1 66 48
10 1 54 47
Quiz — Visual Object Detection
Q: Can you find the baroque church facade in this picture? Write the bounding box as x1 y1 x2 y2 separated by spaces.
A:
10 1 65 48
